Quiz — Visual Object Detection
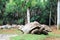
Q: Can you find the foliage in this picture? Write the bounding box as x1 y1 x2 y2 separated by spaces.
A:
0 0 57 25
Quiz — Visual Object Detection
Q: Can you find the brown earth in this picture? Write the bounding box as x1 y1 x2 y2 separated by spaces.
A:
51 25 60 34
0 25 60 40
45 37 60 40
45 25 60 40
0 28 21 34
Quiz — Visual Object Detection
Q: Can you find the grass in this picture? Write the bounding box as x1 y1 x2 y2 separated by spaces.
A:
48 32 60 38
0 28 22 34
10 32 60 40
11 34 47 40
0 28 60 40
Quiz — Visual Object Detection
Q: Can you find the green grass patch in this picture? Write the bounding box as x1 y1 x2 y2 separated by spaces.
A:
10 32 60 40
0 28 22 34
48 32 60 38
1 28 60 40
11 34 47 40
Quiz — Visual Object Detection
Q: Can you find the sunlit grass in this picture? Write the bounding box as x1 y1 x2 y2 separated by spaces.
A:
10 32 60 40
0 28 22 34
11 34 47 40
0 28 60 40
48 32 60 38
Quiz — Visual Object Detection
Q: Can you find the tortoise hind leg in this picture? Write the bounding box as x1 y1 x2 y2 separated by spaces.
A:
40 30 48 35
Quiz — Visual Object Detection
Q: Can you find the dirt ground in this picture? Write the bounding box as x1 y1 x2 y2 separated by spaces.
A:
0 25 60 40
45 37 60 40
45 25 60 40
50 25 60 34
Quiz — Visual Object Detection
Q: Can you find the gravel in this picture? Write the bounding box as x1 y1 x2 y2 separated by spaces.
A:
0 34 18 40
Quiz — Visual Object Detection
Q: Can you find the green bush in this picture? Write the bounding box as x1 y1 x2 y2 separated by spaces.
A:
0 0 57 25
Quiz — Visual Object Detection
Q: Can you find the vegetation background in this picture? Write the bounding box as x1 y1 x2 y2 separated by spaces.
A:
0 0 57 25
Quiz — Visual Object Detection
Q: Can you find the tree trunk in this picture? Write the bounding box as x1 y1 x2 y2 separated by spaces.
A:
57 0 60 30
54 14 57 25
27 8 30 23
49 10 51 27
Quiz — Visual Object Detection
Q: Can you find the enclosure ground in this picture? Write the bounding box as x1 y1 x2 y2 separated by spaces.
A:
45 25 60 40
0 25 60 40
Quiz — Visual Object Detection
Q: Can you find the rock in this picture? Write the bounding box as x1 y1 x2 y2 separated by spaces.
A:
0 24 12 29
18 25 24 30
0 25 11 29
11 24 17 28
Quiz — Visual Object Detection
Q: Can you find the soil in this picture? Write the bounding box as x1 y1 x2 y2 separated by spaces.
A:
0 25 60 40
45 25 60 40
45 37 60 40
50 25 60 34
0 34 17 40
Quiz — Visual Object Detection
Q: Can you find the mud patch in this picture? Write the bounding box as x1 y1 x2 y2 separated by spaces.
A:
45 37 60 40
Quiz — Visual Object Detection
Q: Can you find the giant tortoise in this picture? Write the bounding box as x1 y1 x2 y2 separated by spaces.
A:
19 21 52 35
